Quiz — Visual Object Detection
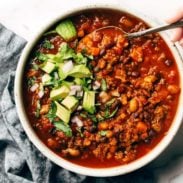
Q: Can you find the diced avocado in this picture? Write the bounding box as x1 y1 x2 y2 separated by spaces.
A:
47 43 76 63
56 19 77 41
47 53 62 62
50 85 70 100
69 65 92 78
62 81 74 87
55 101 71 123
82 91 95 114
42 74 52 85
62 96 78 111
74 78 83 85
40 61 55 73
58 63 68 80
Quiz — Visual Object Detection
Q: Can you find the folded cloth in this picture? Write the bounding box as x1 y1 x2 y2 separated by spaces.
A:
0 23 183 183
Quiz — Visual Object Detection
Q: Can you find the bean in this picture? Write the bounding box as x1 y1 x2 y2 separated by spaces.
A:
98 59 106 69
83 139 91 146
67 148 80 157
129 98 139 112
143 111 151 120
47 138 59 150
144 75 157 83
98 122 109 130
106 130 113 138
120 94 128 105
167 84 180 94
100 137 107 142
40 104 49 115
136 122 147 132
149 129 156 137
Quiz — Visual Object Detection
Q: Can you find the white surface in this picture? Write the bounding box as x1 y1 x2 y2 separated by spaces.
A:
0 0 182 40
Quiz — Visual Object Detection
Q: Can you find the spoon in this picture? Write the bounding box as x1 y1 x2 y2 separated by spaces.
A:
92 20 183 39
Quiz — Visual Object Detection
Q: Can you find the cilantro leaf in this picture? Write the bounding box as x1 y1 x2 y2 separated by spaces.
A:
47 102 57 122
43 40 54 49
35 52 48 61
59 42 75 60
75 53 87 64
27 76 36 87
54 121 72 137
99 130 107 136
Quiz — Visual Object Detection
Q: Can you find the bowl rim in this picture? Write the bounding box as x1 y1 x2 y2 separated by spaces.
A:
14 3 183 177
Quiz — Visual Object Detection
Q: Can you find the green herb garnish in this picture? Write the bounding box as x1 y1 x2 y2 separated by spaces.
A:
88 114 98 123
35 52 48 61
27 76 36 87
101 79 107 91
108 107 119 118
54 121 72 137
104 107 119 119
47 102 57 122
99 130 107 136
43 40 54 49
106 98 116 107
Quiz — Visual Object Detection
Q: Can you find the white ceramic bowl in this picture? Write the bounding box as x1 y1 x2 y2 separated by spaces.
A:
14 4 183 177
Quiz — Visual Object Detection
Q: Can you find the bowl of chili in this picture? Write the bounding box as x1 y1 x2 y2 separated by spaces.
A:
14 4 183 177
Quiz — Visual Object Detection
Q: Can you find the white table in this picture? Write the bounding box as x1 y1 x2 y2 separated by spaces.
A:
0 0 182 40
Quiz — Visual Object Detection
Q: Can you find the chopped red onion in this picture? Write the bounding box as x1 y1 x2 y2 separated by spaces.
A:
93 80 101 90
70 85 82 91
38 90 44 98
69 90 77 96
71 116 83 127
77 105 83 111
76 90 83 97
69 85 82 96
54 72 59 79
30 83 39 92
63 60 74 73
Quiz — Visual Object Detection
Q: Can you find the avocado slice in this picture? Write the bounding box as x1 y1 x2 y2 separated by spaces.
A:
56 19 77 41
82 91 95 114
42 74 52 85
50 85 70 100
62 96 78 111
74 78 83 85
40 61 55 73
69 65 91 78
58 63 68 80
55 101 71 123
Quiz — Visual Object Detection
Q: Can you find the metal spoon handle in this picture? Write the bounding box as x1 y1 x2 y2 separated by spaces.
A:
127 20 183 39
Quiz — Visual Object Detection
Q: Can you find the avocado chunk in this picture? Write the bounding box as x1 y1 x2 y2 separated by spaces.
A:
69 65 92 78
55 101 71 123
62 96 78 111
56 19 77 41
40 61 55 73
42 74 52 85
50 85 70 100
58 63 67 80
74 78 83 85
47 53 63 62
82 91 95 114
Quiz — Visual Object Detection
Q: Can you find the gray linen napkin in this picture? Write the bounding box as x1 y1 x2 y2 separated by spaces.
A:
0 23 183 183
